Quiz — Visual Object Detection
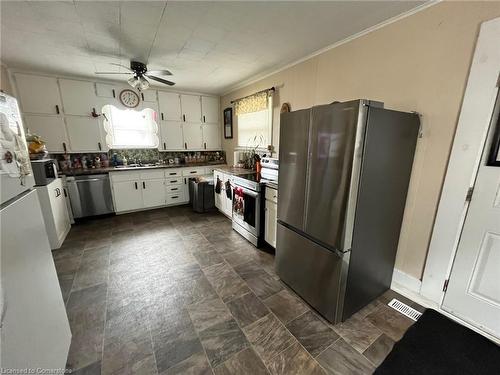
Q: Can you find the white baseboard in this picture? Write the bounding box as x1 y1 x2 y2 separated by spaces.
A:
391 268 422 294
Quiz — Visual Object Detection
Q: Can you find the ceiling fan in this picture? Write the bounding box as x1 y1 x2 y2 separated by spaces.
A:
95 61 175 90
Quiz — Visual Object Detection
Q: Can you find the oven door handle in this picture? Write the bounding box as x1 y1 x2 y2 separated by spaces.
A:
234 187 259 198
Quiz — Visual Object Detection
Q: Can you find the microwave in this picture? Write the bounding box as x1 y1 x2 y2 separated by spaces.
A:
31 159 58 186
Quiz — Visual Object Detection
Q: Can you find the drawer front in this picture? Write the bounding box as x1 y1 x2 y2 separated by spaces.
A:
182 168 205 176
166 185 182 193
166 191 185 205
165 177 183 186
110 171 140 182
206 165 226 174
266 186 278 203
165 169 182 177
139 170 165 180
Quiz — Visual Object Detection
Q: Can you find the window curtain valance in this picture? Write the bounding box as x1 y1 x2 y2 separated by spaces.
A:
233 88 274 116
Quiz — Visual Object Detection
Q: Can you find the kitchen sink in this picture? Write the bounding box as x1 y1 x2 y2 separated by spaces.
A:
114 163 161 169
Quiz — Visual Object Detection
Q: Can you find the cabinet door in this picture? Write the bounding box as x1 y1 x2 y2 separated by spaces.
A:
95 83 118 99
202 124 221 150
14 74 62 115
59 79 97 116
180 94 201 123
265 200 277 247
24 115 68 153
112 180 143 212
158 91 181 121
142 178 165 208
140 90 157 103
159 121 184 151
65 117 104 152
201 96 219 124
183 124 203 150
48 179 70 242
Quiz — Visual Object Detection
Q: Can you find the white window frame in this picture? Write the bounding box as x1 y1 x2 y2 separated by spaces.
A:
102 105 159 149
236 95 273 151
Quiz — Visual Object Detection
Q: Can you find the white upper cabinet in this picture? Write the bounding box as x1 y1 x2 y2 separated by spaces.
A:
95 83 117 99
158 92 181 121
59 79 98 116
183 124 203 150
24 115 68 153
180 94 201 123
159 121 184 151
140 90 157 103
65 117 105 152
202 124 221 150
14 74 62 115
201 96 219 124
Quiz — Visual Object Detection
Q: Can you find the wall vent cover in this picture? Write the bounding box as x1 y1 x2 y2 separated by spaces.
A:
388 298 422 321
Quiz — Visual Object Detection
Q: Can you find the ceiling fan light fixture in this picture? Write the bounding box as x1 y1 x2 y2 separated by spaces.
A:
138 76 149 91
127 76 140 89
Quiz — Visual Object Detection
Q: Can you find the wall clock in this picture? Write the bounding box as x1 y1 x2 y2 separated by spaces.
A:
119 89 140 108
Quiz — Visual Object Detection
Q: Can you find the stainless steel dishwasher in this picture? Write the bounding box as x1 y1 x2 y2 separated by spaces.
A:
66 174 114 218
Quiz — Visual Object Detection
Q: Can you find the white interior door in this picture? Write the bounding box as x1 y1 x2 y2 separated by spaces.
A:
443 94 500 338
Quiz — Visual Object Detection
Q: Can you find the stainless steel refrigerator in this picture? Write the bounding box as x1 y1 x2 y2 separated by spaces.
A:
276 99 420 324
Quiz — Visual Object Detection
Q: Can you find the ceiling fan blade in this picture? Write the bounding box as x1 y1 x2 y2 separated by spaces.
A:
110 63 133 71
95 72 132 75
147 69 172 76
145 75 175 86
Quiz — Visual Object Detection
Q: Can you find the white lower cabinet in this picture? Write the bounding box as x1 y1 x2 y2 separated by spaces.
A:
214 170 233 218
111 167 218 213
142 178 166 208
112 180 143 212
35 178 71 249
264 186 278 248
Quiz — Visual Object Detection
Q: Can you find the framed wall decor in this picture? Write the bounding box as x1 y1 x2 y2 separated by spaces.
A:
224 107 233 139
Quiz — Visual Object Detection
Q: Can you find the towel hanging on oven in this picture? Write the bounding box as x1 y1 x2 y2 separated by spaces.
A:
225 180 232 199
215 177 222 194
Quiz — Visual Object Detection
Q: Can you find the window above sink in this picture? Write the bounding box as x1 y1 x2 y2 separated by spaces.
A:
102 105 159 149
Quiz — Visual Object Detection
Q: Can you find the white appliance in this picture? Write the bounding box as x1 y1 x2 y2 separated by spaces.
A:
35 178 71 249
0 92 71 369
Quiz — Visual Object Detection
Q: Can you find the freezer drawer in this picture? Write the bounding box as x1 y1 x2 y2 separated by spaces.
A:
275 222 346 323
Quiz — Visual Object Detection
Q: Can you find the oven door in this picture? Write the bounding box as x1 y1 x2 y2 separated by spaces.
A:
232 184 261 237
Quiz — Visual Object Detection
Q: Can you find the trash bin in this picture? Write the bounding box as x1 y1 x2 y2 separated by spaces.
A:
189 177 215 213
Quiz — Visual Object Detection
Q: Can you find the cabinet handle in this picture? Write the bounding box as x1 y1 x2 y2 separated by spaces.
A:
171 180 178 183
141 93 144 101
135 182 138 190
169 172 176 176
171 187 178 191
143 181 146 189
183 114 186 122
63 189 67 197
62 142 67 153
190 171 196 174
184 178 186 184
204 142 207 149
184 142 187 149
161 113 164 121
55 104 60 114
91 107 100 117
98 142 102 150
172 196 179 199
112 89 116 98
203 115 206 123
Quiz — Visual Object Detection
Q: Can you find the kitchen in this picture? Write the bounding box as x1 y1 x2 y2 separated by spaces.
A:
1 1 500 375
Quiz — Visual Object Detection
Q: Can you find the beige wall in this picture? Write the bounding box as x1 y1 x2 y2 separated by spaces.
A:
1 63 13 95
221 2 500 280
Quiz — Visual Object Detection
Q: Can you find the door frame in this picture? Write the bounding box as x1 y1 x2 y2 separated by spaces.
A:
420 17 500 321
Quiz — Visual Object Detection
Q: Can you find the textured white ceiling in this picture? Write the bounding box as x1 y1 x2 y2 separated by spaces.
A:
1 1 425 94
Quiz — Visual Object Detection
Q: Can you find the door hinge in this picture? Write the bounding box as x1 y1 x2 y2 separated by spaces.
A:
466 187 474 202
442 279 449 292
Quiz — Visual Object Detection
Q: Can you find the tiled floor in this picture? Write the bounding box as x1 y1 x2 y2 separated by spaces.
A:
52 206 423 375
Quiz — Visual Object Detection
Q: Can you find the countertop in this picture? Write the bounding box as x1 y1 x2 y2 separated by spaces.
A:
61 162 227 176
